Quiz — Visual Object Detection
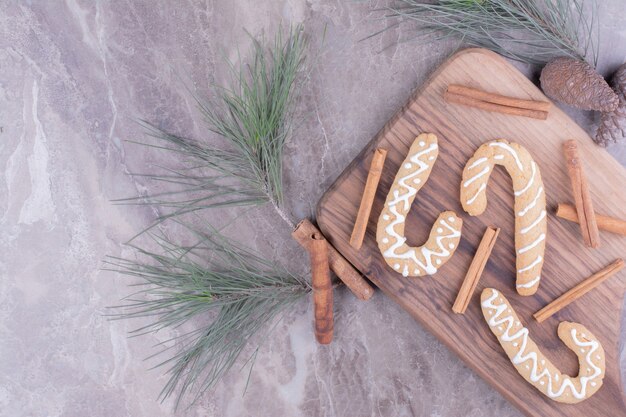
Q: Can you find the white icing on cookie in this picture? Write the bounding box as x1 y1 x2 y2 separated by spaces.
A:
489 142 523 171
461 140 547 295
468 157 488 169
463 166 490 188
518 186 544 217
387 144 438 210
518 233 545 254
517 256 542 273
377 134 462 277
516 276 540 288
514 161 537 197
520 210 546 234
466 183 486 205
481 289 604 402
383 211 460 275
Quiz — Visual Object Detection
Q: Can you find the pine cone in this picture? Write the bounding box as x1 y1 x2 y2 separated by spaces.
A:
540 57 619 112
595 63 626 147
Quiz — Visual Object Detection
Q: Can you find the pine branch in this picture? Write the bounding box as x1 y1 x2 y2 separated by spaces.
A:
109 27 310 407
106 223 310 408
115 25 306 232
372 0 598 66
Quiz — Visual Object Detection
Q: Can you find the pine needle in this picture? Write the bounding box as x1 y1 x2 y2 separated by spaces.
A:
115 25 306 231
372 0 598 66
106 223 310 409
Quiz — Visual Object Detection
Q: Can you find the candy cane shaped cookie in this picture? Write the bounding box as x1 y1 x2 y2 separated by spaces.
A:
377 133 462 277
481 288 605 403
461 139 546 295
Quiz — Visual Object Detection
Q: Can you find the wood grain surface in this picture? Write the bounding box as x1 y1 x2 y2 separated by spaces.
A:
316 48 626 417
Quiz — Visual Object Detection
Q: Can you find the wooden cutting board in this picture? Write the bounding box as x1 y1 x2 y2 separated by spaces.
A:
316 48 626 417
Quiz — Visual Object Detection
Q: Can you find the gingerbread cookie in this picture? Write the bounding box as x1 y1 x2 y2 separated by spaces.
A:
481 288 605 403
377 133 462 277
461 139 546 295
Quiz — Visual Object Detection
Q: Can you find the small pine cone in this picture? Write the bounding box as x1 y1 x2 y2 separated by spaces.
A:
540 57 619 112
595 63 626 146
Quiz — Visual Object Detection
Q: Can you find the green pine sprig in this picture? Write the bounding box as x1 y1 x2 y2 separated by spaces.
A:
116 25 306 231
107 223 310 408
372 0 598 66
110 26 310 408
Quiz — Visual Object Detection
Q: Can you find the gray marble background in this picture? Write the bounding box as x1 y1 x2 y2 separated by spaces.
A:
1 1 626 416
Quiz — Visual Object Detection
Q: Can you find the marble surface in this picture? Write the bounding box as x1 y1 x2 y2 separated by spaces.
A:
1 1 626 416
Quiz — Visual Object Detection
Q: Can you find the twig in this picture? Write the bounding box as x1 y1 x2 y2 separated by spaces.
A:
271 198 296 230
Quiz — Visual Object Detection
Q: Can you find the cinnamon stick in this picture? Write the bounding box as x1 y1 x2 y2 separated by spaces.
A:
443 90 548 120
309 233 333 344
452 226 500 314
533 259 624 323
448 84 552 112
350 148 387 250
292 219 374 300
562 140 600 248
556 203 626 237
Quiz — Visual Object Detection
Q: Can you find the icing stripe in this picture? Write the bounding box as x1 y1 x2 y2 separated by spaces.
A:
516 276 540 288
517 186 544 217
468 157 488 170
463 166 490 188
514 162 536 197
521 210 546 234
518 233 545 254
466 183 486 205
518 256 542 273
489 142 523 171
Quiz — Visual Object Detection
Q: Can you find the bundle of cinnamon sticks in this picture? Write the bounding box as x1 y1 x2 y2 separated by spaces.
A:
556 203 626 236
292 219 374 301
292 219 374 345
562 140 600 248
444 84 551 120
